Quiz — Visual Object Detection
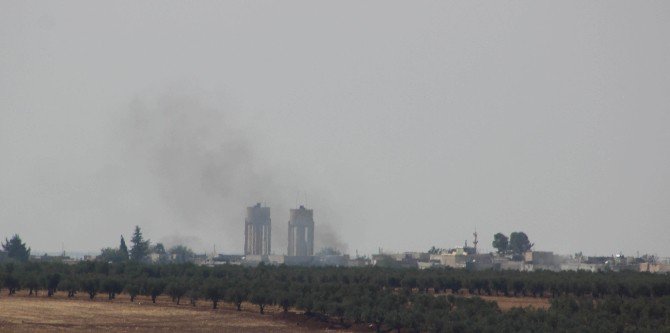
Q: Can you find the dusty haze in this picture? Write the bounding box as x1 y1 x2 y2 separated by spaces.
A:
1 1 669 256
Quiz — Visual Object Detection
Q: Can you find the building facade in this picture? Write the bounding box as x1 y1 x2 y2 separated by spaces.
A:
244 203 271 255
287 205 314 256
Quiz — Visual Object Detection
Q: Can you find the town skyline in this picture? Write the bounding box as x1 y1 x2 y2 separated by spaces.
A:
3 2 670 258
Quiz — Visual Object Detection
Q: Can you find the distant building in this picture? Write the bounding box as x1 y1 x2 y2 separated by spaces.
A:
243 254 290 266
214 254 244 265
347 256 372 267
524 251 558 266
559 262 603 272
241 253 364 267
372 253 419 269
372 252 435 269
430 253 468 268
244 203 271 256
639 262 670 273
287 206 314 256
315 254 350 267
30 253 78 265
418 261 440 269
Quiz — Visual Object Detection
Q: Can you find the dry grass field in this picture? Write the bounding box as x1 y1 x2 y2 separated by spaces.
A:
0 291 550 332
0 292 344 332
478 295 550 311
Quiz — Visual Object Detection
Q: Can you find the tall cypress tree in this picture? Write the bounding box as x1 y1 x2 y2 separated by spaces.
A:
119 235 129 261
129 226 149 262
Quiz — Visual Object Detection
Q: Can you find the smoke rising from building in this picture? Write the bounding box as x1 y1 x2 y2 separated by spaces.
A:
111 92 347 254
158 234 206 252
3 2 669 257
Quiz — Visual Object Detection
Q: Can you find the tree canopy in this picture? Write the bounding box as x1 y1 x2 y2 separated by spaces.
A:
492 231 533 258
428 246 445 255
509 231 533 256
492 233 509 254
129 226 150 262
98 247 127 263
0 257 669 331
168 245 195 263
119 236 129 261
2 234 31 262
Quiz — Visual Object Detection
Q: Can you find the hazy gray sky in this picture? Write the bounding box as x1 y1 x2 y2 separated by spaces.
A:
1 1 669 256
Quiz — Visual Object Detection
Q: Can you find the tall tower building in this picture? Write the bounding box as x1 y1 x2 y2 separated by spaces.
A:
244 203 271 255
287 205 314 256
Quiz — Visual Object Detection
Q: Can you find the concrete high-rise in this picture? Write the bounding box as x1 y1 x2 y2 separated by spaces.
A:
287 205 314 256
244 203 271 255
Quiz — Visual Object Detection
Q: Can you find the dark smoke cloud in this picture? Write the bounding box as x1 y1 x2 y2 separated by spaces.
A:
112 91 347 254
315 223 349 254
123 94 270 222
158 234 206 251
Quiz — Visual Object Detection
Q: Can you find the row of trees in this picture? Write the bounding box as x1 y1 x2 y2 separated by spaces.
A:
98 226 195 264
4 263 670 302
1 227 196 265
1 261 669 331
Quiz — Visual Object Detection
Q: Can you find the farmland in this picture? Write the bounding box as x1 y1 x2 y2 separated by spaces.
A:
1 262 669 332
0 291 553 332
0 292 333 332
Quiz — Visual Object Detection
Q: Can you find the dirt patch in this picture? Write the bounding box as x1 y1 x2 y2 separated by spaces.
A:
478 295 551 311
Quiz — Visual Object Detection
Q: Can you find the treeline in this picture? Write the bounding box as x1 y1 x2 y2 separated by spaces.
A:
1 228 196 265
1 261 669 332
99 226 196 264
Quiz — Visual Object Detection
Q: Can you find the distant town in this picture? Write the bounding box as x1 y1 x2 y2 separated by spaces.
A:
3 202 669 274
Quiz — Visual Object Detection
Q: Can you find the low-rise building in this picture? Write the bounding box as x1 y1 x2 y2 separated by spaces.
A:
524 251 558 266
560 262 604 272
639 262 670 273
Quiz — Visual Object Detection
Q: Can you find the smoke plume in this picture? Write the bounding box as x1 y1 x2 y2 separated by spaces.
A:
110 91 347 254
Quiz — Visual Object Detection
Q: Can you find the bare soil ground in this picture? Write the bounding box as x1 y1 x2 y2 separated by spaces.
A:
478 295 550 311
0 291 550 332
0 292 352 332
